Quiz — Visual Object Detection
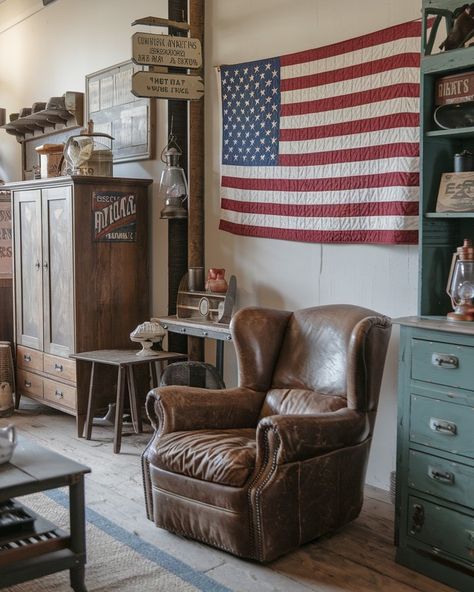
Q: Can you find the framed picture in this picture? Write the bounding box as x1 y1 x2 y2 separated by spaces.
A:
0 191 12 279
86 60 155 163
436 171 474 212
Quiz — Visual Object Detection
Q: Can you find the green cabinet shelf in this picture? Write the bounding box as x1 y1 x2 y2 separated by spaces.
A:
394 4 474 591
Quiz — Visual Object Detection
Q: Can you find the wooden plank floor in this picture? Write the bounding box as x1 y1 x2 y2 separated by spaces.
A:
3 401 455 592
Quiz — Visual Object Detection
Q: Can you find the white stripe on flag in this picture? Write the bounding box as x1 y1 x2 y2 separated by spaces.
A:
220 209 419 231
278 129 419 154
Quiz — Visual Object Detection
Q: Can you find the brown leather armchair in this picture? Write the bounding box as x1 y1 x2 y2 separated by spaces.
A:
142 305 392 562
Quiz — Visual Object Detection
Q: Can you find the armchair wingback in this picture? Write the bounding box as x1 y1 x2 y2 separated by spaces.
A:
142 304 391 562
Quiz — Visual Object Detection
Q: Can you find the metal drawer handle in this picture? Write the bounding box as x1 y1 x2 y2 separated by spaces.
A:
430 417 457 436
24 380 31 388
428 467 455 485
55 390 64 399
410 503 424 534
54 363 63 372
23 354 31 362
431 353 458 369
35 260 40 270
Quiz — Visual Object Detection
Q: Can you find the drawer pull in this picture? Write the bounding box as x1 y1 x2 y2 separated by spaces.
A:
55 390 64 399
431 353 458 369
429 417 457 436
54 363 63 372
24 380 31 388
23 354 32 362
428 467 455 485
410 503 424 534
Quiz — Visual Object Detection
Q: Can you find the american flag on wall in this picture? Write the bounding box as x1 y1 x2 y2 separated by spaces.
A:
218 20 421 244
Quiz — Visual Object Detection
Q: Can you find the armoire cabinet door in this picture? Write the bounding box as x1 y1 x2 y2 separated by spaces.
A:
42 186 74 356
14 190 43 350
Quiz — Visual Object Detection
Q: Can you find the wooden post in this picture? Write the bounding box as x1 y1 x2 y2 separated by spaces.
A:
187 0 205 361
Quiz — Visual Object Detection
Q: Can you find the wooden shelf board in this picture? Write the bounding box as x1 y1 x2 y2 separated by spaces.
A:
425 212 474 218
426 127 474 138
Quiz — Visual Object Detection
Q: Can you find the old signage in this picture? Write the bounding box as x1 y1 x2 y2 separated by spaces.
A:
435 72 474 105
436 172 474 212
132 33 202 69
0 193 12 278
92 191 137 242
132 71 204 100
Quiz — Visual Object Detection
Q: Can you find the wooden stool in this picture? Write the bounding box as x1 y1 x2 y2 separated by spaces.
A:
70 349 187 453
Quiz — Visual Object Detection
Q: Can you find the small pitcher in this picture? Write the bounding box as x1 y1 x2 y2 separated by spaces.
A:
0 424 16 464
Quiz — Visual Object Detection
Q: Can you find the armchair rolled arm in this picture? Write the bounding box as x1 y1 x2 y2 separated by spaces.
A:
146 386 265 436
256 408 369 465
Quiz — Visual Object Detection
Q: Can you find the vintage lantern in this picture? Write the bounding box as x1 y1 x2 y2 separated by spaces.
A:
446 238 474 321
159 133 188 219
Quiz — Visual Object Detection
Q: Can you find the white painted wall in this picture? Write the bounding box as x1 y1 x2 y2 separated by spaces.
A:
0 0 422 490
204 0 421 489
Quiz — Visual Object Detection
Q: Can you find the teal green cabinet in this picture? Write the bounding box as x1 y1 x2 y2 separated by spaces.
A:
396 319 474 591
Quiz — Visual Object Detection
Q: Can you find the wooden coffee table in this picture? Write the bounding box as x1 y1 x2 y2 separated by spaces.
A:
0 436 90 591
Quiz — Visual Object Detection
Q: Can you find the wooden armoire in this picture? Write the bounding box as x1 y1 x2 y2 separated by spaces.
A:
4 175 151 436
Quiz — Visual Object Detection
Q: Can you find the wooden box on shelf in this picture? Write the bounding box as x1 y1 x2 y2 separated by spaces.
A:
176 273 236 324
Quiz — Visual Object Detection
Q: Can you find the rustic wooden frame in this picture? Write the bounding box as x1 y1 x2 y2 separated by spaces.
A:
85 60 155 164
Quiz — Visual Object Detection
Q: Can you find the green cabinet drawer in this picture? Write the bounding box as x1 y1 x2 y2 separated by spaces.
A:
407 496 474 566
410 395 474 458
411 338 474 391
408 450 474 509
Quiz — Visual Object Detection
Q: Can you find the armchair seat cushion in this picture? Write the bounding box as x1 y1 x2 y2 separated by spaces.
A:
152 428 257 487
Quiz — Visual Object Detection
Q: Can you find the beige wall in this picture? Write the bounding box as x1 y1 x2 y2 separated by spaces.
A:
0 0 423 490
204 0 422 489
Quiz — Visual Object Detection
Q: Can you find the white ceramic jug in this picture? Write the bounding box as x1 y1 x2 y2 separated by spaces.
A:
0 424 16 464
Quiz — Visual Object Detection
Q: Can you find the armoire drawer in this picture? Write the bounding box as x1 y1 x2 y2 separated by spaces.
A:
43 377 76 410
407 495 474 566
408 450 474 509
16 345 43 372
410 394 473 458
16 369 43 399
411 338 474 391
43 353 76 383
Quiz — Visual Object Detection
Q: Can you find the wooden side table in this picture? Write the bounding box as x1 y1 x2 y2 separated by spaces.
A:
0 436 90 591
70 349 187 453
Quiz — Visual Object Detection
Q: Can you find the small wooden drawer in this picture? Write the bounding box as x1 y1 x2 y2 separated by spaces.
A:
408 450 474 509
410 394 473 458
16 345 43 372
43 377 76 410
407 495 474 565
16 369 43 399
411 338 474 391
43 353 76 383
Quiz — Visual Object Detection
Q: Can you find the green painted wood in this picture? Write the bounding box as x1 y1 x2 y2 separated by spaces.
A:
411 337 474 390
408 449 474 508
410 393 474 457
407 495 474 565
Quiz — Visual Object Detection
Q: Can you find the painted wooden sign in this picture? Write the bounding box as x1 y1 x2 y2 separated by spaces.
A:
436 172 474 212
132 71 204 101
132 33 202 68
92 191 137 242
0 193 12 278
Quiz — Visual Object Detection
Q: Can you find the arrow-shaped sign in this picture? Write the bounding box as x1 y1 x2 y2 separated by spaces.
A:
132 71 204 101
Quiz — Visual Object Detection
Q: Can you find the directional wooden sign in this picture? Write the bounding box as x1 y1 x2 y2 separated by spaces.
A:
132 71 204 101
132 33 202 69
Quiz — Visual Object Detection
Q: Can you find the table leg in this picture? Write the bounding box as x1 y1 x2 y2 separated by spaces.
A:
83 363 96 440
69 475 87 592
127 365 142 434
114 366 125 454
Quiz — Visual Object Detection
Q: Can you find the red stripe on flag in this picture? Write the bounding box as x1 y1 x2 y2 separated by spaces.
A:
219 219 418 245
221 172 419 192
220 198 419 218
281 84 419 117
281 54 420 92
278 143 419 166
280 113 419 141
280 20 422 67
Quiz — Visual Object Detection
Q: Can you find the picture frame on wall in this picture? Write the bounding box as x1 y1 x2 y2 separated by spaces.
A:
86 60 155 163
